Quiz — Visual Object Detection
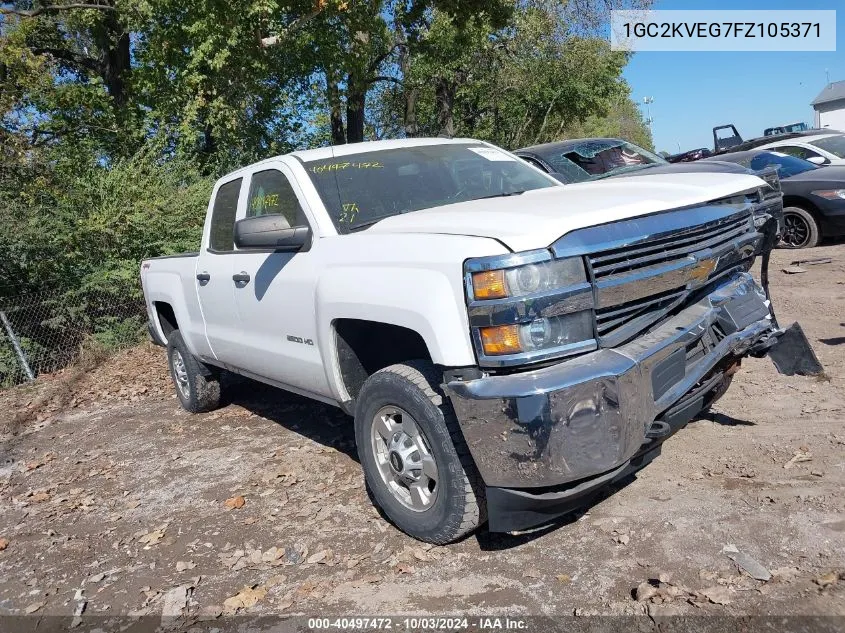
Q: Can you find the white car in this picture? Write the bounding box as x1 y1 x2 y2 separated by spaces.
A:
141 137 794 543
756 132 845 166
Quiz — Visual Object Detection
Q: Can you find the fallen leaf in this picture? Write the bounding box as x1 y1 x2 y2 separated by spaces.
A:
635 581 658 602
783 450 812 469
350 575 380 588
701 586 732 605
265 574 286 588
223 585 266 614
814 571 840 588
198 605 222 621
138 529 165 547
161 584 192 617
307 550 328 564
224 496 245 510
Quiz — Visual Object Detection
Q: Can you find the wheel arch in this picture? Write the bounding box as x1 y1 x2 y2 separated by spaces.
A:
332 318 434 402
781 195 822 219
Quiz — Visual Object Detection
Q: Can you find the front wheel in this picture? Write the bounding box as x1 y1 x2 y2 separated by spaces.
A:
779 207 820 249
354 361 485 544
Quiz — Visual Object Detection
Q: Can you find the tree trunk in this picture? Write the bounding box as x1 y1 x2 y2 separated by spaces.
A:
398 44 418 137
345 72 366 144
91 4 131 108
435 78 455 137
327 74 346 146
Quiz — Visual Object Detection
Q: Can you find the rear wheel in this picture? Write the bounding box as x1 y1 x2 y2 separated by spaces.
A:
779 207 820 249
166 330 221 413
354 360 485 544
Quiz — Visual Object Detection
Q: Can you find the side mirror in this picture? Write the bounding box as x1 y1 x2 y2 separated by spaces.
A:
234 215 311 251
807 156 829 166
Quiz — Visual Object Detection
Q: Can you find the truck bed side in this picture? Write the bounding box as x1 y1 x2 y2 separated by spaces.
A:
140 254 210 359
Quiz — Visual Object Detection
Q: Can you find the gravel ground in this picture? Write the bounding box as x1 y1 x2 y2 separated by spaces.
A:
1 244 844 628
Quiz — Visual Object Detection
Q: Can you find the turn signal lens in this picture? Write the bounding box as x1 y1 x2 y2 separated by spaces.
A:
480 324 522 355
471 270 507 300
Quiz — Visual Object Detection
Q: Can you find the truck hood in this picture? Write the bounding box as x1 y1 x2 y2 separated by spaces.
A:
366 172 764 252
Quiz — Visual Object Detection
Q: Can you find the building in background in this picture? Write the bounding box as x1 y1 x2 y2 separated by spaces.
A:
812 80 845 130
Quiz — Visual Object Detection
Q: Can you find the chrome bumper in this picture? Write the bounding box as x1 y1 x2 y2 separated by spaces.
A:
445 272 775 489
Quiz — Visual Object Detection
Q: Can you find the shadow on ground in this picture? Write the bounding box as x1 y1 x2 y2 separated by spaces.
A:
224 376 358 461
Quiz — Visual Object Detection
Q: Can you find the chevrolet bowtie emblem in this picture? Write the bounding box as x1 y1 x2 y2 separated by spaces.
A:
688 257 717 284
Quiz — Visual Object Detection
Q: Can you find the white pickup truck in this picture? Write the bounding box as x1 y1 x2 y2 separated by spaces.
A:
141 137 811 544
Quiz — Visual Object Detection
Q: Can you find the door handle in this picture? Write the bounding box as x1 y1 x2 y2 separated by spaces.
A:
232 271 251 284
196 272 211 282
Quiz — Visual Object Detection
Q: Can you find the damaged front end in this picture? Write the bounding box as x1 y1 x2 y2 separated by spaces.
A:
446 201 822 533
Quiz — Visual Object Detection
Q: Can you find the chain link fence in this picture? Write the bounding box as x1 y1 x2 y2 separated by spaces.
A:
0 288 148 388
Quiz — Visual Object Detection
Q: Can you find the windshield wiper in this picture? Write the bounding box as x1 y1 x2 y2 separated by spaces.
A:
347 214 397 232
476 190 527 200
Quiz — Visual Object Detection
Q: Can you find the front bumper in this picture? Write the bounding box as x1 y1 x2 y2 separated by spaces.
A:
446 271 775 497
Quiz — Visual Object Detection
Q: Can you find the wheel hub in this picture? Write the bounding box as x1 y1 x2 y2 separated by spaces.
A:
171 349 190 398
370 406 438 512
388 449 404 475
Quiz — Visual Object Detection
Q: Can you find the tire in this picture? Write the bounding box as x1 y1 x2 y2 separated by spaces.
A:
166 330 221 413
779 207 820 249
354 360 485 544
703 374 733 411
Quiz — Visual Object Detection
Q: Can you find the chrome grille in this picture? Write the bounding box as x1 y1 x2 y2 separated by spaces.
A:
587 210 756 345
589 214 751 278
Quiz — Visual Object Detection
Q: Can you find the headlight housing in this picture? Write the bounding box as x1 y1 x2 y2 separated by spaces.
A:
465 249 596 367
811 189 845 200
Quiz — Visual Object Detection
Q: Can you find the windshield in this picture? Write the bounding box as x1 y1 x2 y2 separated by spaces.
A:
810 134 845 158
534 139 667 183
746 152 817 178
302 143 556 232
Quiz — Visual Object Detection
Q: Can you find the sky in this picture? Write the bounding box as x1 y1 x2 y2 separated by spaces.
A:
620 0 844 154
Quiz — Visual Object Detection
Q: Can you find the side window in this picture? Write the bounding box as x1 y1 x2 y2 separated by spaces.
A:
208 178 242 252
519 156 547 171
774 145 821 160
247 169 306 228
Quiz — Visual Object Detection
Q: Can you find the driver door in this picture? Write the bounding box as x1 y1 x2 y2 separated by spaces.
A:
226 164 329 397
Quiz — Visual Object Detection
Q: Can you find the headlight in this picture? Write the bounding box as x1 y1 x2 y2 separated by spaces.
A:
479 312 594 356
470 257 587 300
465 250 596 367
811 189 845 200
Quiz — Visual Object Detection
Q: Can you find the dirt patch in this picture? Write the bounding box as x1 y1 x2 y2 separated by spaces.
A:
1 246 844 623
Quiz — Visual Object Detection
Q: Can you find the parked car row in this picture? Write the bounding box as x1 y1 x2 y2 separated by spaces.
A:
512 134 845 249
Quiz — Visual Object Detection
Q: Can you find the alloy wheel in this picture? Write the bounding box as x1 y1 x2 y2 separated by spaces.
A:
780 212 812 248
369 406 439 512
